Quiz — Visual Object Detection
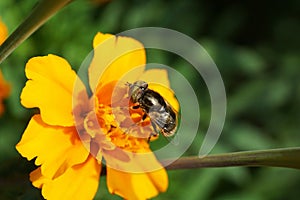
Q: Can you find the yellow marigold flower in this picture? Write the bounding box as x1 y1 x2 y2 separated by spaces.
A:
16 32 178 199
0 18 10 116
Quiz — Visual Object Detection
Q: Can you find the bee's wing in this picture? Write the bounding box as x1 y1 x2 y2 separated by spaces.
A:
159 86 181 128
149 111 180 146
163 101 181 146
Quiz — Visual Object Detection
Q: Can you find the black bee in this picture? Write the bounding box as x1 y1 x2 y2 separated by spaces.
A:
126 80 178 141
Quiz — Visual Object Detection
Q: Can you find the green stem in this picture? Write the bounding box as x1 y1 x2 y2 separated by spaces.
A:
163 147 300 170
0 0 72 64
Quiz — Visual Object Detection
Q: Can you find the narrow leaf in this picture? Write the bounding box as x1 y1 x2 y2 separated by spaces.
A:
0 0 71 64
163 147 300 170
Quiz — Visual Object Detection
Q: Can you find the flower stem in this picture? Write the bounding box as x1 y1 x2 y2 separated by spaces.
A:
163 147 300 170
0 0 71 64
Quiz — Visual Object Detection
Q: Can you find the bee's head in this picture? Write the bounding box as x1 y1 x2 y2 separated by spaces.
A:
127 80 148 102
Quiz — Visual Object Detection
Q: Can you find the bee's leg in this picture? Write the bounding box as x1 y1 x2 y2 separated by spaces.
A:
147 121 159 143
123 110 148 135
142 113 147 121
131 102 140 110
134 112 148 125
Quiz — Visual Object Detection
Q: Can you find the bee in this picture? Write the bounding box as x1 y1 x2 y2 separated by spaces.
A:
126 80 178 141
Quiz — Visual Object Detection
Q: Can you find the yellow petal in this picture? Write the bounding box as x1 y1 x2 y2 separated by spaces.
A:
139 69 170 87
0 18 8 44
107 166 168 200
89 32 146 92
94 80 117 105
16 115 89 179
42 155 101 200
21 54 81 126
105 149 168 199
103 147 165 173
30 167 48 188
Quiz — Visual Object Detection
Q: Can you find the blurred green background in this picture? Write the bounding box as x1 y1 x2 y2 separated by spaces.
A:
0 0 300 199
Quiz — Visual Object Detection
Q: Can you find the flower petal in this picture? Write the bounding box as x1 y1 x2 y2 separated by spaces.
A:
107 166 168 200
16 115 89 179
21 54 80 126
139 69 170 87
89 32 146 92
30 156 100 200
105 148 168 199
41 155 101 200
30 167 48 188
94 81 117 105
0 18 8 44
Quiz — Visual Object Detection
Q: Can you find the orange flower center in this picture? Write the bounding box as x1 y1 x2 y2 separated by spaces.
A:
75 81 156 162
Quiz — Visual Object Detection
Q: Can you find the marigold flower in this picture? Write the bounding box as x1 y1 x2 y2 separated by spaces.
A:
0 18 10 116
16 32 178 199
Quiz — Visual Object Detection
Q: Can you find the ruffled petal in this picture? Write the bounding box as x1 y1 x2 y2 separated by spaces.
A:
30 167 48 188
21 54 80 126
139 69 170 87
95 80 131 107
140 69 180 112
16 115 89 179
89 32 146 92
105 148 168 199
30 156 100 200
41 155 101 200
107 166 168 200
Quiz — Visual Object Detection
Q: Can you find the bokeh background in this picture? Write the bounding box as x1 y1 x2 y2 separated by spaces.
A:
0 0 299 199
